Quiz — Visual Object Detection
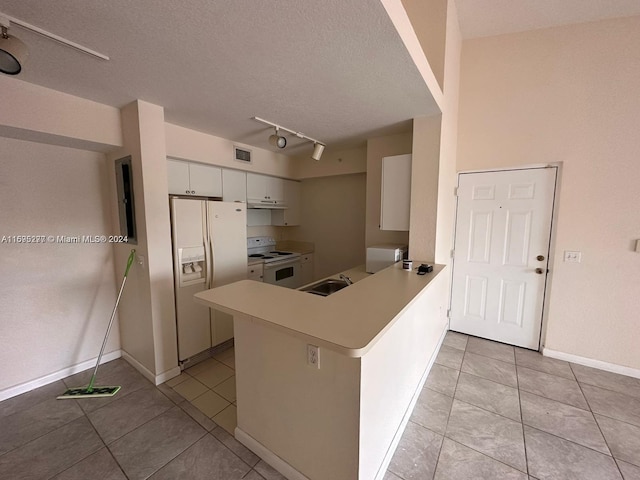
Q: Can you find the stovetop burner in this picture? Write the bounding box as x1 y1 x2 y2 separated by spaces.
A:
247 236 301 265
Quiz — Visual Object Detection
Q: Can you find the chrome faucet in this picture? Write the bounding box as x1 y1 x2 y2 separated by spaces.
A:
339 273 353 285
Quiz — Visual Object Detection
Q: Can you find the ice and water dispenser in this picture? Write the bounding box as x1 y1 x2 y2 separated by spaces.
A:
177 246 206 286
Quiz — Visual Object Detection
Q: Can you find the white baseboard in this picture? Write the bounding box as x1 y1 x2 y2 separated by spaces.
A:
120 350 181 386
155 366 182 385
543 348 640 380
373 325 448 480
0 350 122 402
235 428 309 480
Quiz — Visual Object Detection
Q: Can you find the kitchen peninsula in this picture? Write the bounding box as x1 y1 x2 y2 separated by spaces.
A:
195 262 448 480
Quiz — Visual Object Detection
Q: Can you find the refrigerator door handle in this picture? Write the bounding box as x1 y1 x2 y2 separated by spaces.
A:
203 202 212 289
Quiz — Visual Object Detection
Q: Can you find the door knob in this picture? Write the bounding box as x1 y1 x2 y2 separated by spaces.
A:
535 268 544 274
536 255 545 261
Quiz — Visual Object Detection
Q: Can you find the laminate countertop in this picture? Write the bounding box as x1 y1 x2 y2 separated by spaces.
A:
195 262 446 358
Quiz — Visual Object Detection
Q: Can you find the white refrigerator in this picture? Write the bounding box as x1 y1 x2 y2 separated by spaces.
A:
170 198 247 362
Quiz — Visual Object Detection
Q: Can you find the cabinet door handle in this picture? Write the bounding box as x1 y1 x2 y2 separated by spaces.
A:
191 190 195 194
185 190 190 194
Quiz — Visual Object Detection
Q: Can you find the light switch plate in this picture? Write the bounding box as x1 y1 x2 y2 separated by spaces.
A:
564 251 581 263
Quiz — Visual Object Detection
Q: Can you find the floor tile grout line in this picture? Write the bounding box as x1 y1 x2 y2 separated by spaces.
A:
589 410 640 431
517 384 591 413
437 342 529 475
568 361 640 399
458 368 518 390
524 424 619 459
515 363 530 476
62 412 129 480
514 361 578 382
206 429 264 472
431 347 464 479
571 368 622 471
0 400 88 459
440 435 530 476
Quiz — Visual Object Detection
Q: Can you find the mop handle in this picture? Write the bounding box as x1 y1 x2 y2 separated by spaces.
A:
87 249 136 391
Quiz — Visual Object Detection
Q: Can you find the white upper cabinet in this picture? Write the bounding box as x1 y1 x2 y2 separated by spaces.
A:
380 154 411 231
272 180 301 226
167 159 222 197
246 173 285 205
222 169 247 202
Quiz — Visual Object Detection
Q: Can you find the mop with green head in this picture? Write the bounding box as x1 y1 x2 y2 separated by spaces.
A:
58 249 136 400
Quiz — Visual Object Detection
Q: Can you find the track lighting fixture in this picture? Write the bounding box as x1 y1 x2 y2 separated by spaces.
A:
268 127 287 149
311 143 325 161
253 116 326 161
0 17 28 75
0 12 109 76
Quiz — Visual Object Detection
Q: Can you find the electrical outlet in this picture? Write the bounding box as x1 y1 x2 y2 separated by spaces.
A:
307 344 320 369
564 251 582 263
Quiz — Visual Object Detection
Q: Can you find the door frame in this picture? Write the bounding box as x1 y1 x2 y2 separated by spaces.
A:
448 163 563 351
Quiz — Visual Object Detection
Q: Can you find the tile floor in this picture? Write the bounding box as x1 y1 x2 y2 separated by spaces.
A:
1 333 640 479
386 331 640 480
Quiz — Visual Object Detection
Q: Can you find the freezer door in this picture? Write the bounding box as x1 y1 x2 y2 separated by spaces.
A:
207 202 248 287
171 198 211 361
207 202 247 345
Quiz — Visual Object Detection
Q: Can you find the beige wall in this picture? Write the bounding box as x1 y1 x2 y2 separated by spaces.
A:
408 115 441 261
293 145 367 179
165 123 294 179
366 132 412 248
433 0 462 264
108 101 178 379
287 174 366 280
0 76 122 152
401 0 447 91
457 16 640 369
0 138 119 394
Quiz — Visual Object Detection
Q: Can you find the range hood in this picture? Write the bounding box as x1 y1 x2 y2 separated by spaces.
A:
247 201 288 210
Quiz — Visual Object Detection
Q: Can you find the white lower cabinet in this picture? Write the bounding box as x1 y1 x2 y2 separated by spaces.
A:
247 263 264 282
299 253 314 286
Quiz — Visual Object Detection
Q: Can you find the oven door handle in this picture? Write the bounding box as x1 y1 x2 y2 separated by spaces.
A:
263 259 300 270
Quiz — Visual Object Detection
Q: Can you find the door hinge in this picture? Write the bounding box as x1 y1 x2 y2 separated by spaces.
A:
454 186 459 196
450 249 455 258
446 309 451 318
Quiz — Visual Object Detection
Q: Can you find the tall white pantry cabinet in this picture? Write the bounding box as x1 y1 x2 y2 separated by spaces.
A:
380 154 411 231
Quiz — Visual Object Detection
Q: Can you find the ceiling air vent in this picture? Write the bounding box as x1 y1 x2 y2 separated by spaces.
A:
234 146 252 164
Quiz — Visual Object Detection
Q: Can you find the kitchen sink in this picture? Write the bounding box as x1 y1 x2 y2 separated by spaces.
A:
300 278 350 297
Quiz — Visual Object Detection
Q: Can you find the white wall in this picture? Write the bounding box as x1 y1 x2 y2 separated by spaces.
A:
457 16 640 369
0 137 119 394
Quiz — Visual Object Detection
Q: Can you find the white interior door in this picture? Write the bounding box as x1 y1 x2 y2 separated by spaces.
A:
450 167 557 349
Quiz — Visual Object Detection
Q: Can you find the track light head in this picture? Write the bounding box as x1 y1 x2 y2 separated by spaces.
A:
0 22 28 75
311 143 325 161
268 128 287 149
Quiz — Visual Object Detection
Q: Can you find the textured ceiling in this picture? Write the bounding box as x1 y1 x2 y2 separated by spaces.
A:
0 1 438 153
456 0 640 39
